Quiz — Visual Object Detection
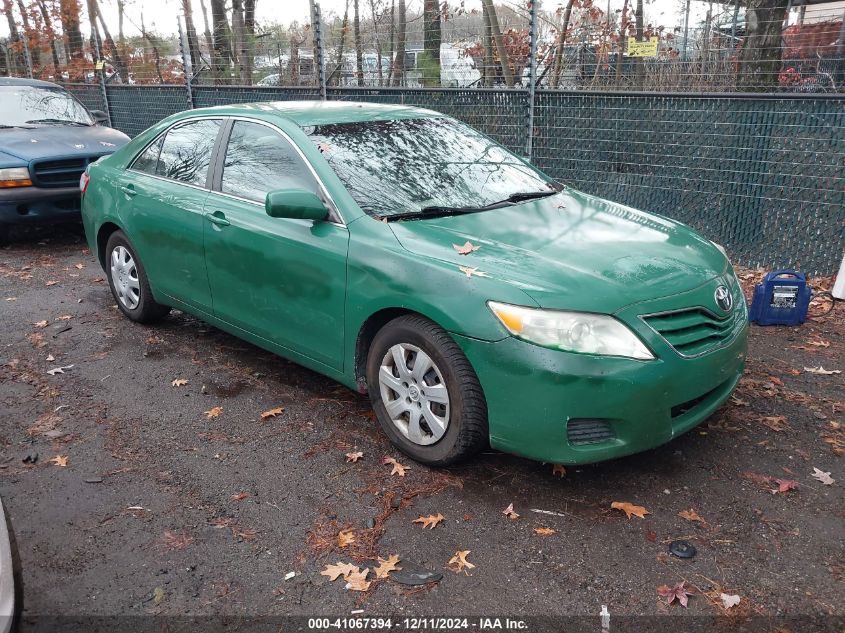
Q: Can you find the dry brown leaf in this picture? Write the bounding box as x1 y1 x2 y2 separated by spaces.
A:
320 562 359 582
260 406 284 420
720 593 741 610
34 320 48 328
204 406 223 419
453 241 481 255
447 550 475 573
678 509 706 524
49 455 68 467
458 266 489 278
161 530 193 550
552 464 566 478
413 513 445 529
374 554 402 578
657 581 693 607
804 366 841 375
533 527 556 536
502 503 519 520
611 501 650 519
772 478 799 494
760 415 788 432
45 280 58 287
811 467 834 485
345 567 371 592
74 263 84 270
345 451 364 462
171 378 188 387
337 529 356 548
230 492 250 502
382 456 409 477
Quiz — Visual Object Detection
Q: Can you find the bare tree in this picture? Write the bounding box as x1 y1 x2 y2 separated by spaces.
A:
198 0 215 62
2 0 26 75
421 0 440 85
209 0 232 83
353 0 364 85
231 0 249 83
59 0 85 64
15 0 41 70
329 1 350 85
369 0 384 85
36 0 61 73
91 0 128 82
737 0 789 90
480 0 513 86
481 0 494 86
181 0 202 75
550 0 574 88
391 0 405 86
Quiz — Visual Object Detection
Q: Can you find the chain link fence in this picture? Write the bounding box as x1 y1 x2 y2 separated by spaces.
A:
1 0 844 273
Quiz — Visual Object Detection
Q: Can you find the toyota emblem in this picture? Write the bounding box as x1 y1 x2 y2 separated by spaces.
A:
715 285 733 312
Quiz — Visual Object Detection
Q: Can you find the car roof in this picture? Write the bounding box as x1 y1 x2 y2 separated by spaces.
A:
179 100 444 127
0 77 64 89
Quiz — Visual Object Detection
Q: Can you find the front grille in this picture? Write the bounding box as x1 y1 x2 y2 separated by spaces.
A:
643 308 737 357
31 156 102 188
567 418 616 446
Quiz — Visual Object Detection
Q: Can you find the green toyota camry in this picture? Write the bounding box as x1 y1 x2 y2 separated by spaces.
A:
80 101 748 467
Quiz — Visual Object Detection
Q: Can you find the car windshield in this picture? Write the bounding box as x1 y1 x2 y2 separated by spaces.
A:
0 85 93 127
306 117 557 218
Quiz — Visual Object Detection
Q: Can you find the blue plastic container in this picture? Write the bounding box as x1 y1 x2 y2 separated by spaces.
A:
749 270 812 326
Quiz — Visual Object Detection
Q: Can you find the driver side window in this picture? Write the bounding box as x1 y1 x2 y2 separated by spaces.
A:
221 121 319 204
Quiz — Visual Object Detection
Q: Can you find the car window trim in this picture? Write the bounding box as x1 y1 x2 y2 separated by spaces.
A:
127 116 225 187
210 115 344 226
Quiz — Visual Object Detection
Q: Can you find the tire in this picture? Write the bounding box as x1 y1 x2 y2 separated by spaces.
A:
366 315 488 466
105 230 170 323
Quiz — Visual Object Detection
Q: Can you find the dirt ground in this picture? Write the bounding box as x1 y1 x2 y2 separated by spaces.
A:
1 225 843 632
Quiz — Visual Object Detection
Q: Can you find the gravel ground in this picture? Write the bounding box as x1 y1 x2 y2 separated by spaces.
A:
1 225 843 631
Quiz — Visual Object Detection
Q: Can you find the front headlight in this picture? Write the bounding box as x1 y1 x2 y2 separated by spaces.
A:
0 167 32 188
488 301 655 360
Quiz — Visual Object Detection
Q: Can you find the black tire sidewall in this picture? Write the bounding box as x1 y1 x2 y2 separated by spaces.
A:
367 319 477 465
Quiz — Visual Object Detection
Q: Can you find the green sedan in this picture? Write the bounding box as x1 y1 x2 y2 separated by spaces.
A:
80 101 748 466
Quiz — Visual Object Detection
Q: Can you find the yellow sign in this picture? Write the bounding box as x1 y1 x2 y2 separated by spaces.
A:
95 60 105 70
627 36 659 58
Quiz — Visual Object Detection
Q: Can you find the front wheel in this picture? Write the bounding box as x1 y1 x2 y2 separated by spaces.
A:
105 230 170 323
366 315 488 466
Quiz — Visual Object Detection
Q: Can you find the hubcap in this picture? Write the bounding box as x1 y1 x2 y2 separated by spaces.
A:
110 245 140 310
378 343 450 446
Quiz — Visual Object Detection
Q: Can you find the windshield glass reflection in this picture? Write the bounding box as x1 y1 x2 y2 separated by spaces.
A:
0 86 94 127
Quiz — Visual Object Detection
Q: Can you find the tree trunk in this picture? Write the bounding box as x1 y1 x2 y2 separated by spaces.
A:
59 0 85 65
180 0 202 76
634 0 644 87
615 0 629 85
2 0 26 75
117 0 124 44
421 0 440 86
391 0 405 86
329 1 350 85
231 0 248 84
480 0 512 86
199 0 215 63
15 0 41 71
36 0 61 74
209 0 232 84
354 0 363 85
290 28 303 85
369 0 383 85
386 0 395 85
737 0 789 90
92 0 128 82
550 0 574 88
481 1 494 86
244 0 255 84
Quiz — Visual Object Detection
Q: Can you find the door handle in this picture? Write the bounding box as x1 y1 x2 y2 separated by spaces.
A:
206 213 230 227
120 185 137 197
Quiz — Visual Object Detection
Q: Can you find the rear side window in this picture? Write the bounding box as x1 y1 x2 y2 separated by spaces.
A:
132 119 221 186
221 121 317 203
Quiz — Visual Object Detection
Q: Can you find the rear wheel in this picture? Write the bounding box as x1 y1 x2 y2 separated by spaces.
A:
366 315 488 466
105 231 170 323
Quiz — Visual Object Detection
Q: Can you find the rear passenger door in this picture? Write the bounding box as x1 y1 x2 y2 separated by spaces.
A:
202 119 349 370
120 118 223 311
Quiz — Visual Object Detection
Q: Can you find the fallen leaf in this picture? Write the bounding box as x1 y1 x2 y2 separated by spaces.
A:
551 464 566 478
502 503 519 520
611 501 650 519
811 467 834 485
458 266 489 278
772 478 799 494
806 338 830 348
657 581 693 607
204 406 223 419
49 455 68 467
729 395 749 406
171 378 188 387
74 263 84 270
57 315 72 320
345 567 371 592
374 554 402 578
230 492 250 502
320 562 359 582
382 456 408 477
720 593 741 610
447 550 475 573
533 527 556 536
768 376 785 387
645 530 657 543
260 406 284 420
34 320 48 328
152 586 165 605
453 241 481 255
678 509 706 524
45 354 55 362
45 280 58 287
345 451 363 462
760 415 788 432
804 366 841 375
161 530 193 550
413 513 445 529
337 529 356 548
46 365 73 375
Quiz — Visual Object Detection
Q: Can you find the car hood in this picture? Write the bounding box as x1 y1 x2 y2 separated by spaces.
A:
388 188 728 313
0 125 129 163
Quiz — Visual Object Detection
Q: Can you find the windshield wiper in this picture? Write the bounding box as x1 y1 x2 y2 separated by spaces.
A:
505 189 559 202
24 118 91 126
383 187 561 222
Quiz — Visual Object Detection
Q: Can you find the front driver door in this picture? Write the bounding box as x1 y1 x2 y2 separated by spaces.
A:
203 119 349 371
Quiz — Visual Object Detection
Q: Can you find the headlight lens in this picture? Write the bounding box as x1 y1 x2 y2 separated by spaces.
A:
0 167 32 188
488 301 654 360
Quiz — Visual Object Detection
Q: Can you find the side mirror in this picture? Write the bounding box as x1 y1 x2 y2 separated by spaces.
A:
265 188 328 221
90 109 109 124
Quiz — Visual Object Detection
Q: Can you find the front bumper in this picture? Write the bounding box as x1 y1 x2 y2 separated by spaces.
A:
455 277 748 465
0 185 82 225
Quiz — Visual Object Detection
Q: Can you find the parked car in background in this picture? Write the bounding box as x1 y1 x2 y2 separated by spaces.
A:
0 77 130 244
81 101 747 467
